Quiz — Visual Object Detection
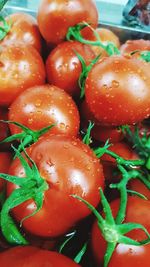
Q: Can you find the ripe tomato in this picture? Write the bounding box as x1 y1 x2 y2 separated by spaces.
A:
7 135 104 237
0 13 42 53
46 41 95 96
85 55 150 125
37 0 98 45
8 84 80 137
0 152 12 192
88 27 120 57
0 246 81 267
91 196 150 266
0 45 45 106
120 39 150 55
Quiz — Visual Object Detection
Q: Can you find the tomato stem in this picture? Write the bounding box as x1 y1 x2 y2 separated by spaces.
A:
0 120 55 155
72 189 150 267
0 145 49 245
0 16 11 40
66 22 120 56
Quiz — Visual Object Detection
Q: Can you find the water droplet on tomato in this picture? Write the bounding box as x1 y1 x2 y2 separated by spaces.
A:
28 118 33 124
36 153 42 161
112 80 119 87
59 123 65 130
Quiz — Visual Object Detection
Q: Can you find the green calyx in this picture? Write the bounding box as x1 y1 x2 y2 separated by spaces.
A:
82 121 94 146
0 15 11 41
140 51 150 62
66 22 120 56
0 146 49 245
72 188 150 267
0 120 55 155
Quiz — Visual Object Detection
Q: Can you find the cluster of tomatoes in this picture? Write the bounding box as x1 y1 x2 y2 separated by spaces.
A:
0 0 150 266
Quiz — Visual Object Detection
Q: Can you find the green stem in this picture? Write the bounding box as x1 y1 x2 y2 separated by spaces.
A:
66 23 120 56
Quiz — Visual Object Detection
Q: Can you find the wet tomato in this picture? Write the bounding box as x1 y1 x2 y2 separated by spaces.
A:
46 41 95 97
0 13 42 53
85 55 150 125
8 84 80 137
0 246 81 267
7 135 104 237
0 45 45 106
37 0 98 45
91 196 150 266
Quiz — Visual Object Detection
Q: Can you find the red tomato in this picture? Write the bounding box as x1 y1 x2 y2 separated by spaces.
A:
91 196 150 266
85 55 150 125
0 45 45 106
9 84 80 137
1 13 42 53
37 0 98 45
0 246 81 267
46 41 95 96
120 39 150 56
0 152 12 192
88 27 120 57
7 135 104 237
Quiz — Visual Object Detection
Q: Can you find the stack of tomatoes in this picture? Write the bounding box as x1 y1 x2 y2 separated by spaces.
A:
0 0 150 266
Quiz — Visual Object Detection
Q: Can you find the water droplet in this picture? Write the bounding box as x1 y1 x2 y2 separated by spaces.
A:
112 80 119 88
59 123 66 130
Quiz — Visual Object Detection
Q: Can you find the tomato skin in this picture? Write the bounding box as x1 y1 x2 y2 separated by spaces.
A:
0 246 81 267
108 243 150 267
1 13 42 53
0 152 12 192
37 0 98 45
120 39 150 55
0 45 45 106
85 55 150 126
46 41 95 96
7 135 104 237
91 196 150 266
9 84 80 137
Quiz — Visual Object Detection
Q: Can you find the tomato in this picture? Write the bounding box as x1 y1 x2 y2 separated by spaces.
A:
7 135 104 237
88 27 120 57
37 0 98 45
0 152 12 192
120 39 150 56
0 246 81 267
0 13 42 53
91 196 150 266
8 84 80 137
46 41 95 96
108 243 150 267
0 45 45 106
85 55 150 125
